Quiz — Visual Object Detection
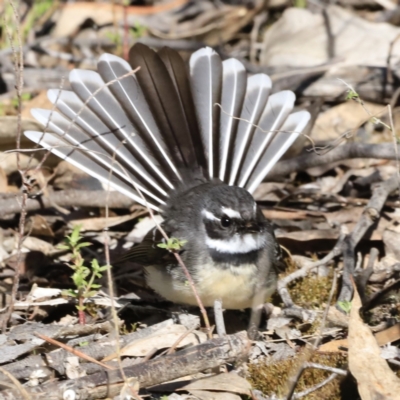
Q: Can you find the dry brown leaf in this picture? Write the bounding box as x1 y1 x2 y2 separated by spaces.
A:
319 339 348 353
53 0 188 37
26 215 54 237
22 236 56 255
348 285 400 400
0 167 8 192
276 229 339 242
375 323 400 347
312 101 385 142
188 390 241 400
103 324 207 360
180 372 251 396
69 212 141 231
319 322 400 353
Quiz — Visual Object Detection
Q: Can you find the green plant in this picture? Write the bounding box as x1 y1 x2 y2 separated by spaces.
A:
105 30 122 46
157 237 187 251
337 300 352 314
59 225 108 324
294 0 307 8
11 92 31 108
130 22 147 39
1 0 54 48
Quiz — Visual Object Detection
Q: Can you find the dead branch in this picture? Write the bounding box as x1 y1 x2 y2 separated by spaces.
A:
269 143 400 180
0 331 250 400
338 173 399 302
1 189 136 216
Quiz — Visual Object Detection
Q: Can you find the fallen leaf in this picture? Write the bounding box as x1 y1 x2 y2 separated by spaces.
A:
348 284 400 399
26 215 54 237
180 372 251 396
69 212 141 232
188 390 241 400
103 324 207 360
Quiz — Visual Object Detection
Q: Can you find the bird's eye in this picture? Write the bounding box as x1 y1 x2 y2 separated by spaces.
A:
220 216 232 228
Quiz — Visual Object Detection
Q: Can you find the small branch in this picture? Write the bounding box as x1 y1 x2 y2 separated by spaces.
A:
34 332 114 370
1 331 250 399
268 143 400 180
338 173 399 302
293 373 337 399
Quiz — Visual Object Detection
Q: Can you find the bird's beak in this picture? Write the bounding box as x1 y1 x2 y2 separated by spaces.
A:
243 222 260 233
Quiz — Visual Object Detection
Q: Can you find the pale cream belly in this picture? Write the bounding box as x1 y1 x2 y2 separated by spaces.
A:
145 263 273 309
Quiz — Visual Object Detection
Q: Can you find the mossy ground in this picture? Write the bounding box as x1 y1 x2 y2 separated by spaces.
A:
248 352 348 400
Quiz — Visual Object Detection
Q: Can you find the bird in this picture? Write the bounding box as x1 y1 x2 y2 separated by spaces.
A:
25 43 310 310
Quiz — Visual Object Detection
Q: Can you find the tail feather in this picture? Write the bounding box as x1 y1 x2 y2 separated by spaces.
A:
31 108 168 201
129 43 197 171
69 69 174 191
237 91 295 188
158 47 206 171
25 131 162 210
47 89 169 197
24 44 312 206
228 74 271 186
218 58 247 182
97 53 180 182
189 47 222 179
246 110 311 193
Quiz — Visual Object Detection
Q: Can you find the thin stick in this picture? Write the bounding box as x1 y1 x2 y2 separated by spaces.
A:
0 366 31 400
34 332 114 370
1 0 26 332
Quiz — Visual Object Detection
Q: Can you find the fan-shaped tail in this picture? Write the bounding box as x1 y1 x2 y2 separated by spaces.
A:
24 44 310 208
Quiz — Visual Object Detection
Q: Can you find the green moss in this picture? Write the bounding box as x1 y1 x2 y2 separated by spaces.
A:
289 275 334 309
248 352 347 400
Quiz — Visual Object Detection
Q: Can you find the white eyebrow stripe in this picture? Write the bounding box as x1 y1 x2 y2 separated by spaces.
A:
205 234 266 253
202 209 220 221
221 207 241 219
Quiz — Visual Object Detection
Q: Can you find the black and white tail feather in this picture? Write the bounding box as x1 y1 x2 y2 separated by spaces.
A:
25 44 310 210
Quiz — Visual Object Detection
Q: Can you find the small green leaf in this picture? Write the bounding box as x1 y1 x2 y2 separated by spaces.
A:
157 237 187 251
337 300 352 314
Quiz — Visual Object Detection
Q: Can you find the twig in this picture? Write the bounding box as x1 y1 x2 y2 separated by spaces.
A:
1 0 26 332
269 143 400 180
249 11 267 64
302 362 347 376
284 272 338 400
338 173 399 302
293 373 338 399
34 332 114 370
1 332 250 399
166 326 198 355
0 366 31 400
322 8 335 59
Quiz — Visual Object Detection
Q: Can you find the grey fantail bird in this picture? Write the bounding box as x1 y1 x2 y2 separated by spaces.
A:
25 43 310 309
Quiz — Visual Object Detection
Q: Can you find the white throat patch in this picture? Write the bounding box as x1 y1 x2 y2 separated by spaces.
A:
205 233 266 254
